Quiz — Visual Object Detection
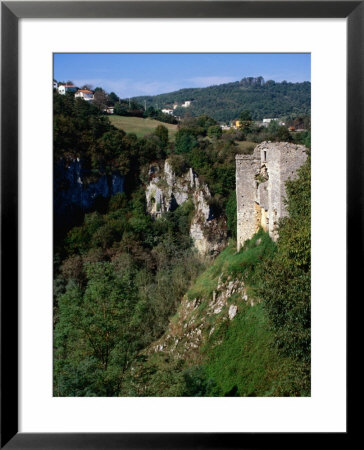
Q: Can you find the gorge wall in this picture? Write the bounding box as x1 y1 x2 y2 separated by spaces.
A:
54 159 125 226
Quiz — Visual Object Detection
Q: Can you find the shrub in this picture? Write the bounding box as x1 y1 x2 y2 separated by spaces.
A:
168 154 189 176
258 159 311 385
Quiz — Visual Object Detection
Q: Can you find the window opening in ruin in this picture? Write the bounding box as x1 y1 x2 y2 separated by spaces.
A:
263 151 267 162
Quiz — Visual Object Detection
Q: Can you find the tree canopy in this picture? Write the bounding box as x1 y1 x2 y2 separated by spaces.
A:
134 78 311 122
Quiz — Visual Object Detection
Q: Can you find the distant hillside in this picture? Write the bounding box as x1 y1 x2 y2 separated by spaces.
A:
133 77 311 123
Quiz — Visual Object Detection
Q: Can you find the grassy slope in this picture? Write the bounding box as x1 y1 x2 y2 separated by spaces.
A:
184 231 307 396
203 302 303 396
109 115 178 139
187 230 275 302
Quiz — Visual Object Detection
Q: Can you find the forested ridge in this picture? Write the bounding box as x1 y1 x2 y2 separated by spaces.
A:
133 77 311 122
54 91 310 397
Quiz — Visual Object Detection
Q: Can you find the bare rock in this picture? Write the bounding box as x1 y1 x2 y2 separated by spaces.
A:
228 305 238 320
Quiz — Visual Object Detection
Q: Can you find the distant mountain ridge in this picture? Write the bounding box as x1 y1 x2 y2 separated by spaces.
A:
133 77 311 123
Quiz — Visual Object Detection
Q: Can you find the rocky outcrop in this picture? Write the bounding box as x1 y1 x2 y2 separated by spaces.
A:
151 274 250 361
190 184 227 256
145 160 192 216
54 159 124 219
145 159 227 256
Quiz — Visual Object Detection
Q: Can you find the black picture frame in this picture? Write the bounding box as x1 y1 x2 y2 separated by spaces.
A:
1 1 358 448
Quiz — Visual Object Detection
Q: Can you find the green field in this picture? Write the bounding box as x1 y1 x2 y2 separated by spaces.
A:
109 115 178 139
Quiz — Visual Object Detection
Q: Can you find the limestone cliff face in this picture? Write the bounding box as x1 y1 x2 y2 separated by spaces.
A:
145 160 192 216
54 159 124 219
189 184 227 256
145 159 227 256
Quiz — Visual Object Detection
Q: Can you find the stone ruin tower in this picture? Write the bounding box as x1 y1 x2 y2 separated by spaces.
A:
236 142 308 251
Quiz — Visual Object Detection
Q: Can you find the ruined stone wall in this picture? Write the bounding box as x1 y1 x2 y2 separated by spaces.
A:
236 154 261 250
236 142 308 250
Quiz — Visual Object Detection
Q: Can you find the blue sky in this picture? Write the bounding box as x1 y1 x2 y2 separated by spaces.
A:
54 53 310 98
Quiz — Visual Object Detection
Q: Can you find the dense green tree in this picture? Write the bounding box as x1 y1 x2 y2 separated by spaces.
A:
174 129 198 154
207 125 222 139
168 154 189 176
133 79 310 122
267 119 280 135
196 114 218 132
96 129 131 173
154 124 169 149
108 92 120 104
276 125 292 142
54 260 143 396
239 110 253 121
145 106 156 117
114 102 129 116
225 191 237 239
93 88 108 111
53 92 112 161
259 158 310 389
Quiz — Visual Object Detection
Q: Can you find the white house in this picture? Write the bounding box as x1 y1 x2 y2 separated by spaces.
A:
58 84 77 95
181 100 192 108
53 80 58 89
162 108 174 115
102 106 114 114
262 118 286 127
75 89 94 101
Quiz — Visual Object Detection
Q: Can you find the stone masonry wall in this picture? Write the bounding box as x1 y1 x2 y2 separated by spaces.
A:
236 155 261 249
236 142 308 250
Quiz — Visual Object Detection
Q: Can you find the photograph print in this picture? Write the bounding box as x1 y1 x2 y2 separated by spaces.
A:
53 53 311 397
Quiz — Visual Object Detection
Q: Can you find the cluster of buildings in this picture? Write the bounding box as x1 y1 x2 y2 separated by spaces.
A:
229 118 307 132
223 118 286 130
55 79 194 119
55 81 95 101
54 80 115 113
161 100 193 116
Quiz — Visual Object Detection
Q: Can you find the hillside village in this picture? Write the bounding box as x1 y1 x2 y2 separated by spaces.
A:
54 79 309 133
